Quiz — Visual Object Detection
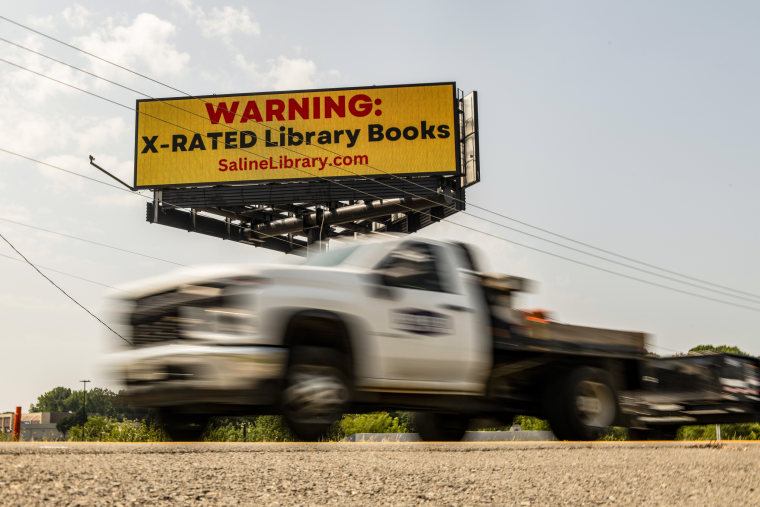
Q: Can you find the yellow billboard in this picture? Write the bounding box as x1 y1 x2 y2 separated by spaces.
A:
134 83 458 188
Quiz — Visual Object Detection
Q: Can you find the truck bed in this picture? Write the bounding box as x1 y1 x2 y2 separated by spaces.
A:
480 272 647 358
492 319 647 358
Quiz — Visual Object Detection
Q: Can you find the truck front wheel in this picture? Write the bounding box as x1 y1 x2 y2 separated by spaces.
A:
281 346 350 441
548 367 619 441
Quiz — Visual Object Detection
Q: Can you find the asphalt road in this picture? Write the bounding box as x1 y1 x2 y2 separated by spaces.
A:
1 441 758 505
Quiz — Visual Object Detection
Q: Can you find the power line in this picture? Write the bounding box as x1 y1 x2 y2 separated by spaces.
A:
4 59 760 313
442 215 760 313
0 251 120 290
0 58 436 245
0 147 130 193
0 147 303 251
4 34 758 303
3 152 760 319
463 206 760 301
0 215 186 267
2 39 759 313
3 25 754 302
0 229 129 343
0 15 188 96
8 131 755 314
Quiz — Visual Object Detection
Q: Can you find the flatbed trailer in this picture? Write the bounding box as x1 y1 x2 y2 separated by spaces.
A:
480 272 759 440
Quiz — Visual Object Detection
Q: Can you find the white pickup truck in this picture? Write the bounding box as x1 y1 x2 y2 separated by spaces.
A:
110 237 760 441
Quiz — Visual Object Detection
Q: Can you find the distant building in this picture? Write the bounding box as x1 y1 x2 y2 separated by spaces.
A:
0 411 68 441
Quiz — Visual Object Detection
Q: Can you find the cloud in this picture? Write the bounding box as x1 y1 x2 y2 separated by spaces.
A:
174 1 260 43
39 154 88 191
0 35 89 105
75 13 190 79
235 54 318 91
29 3 92 31
0 108 74 157
91 192 145 209
175 1 335 90
75 117 128 153
263 57 317 90
233 53 257 75
173 0 204 19
0 204 31 223
203 6 260 39
63 4 92 29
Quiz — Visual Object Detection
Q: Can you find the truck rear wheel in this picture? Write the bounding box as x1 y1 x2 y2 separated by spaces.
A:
414 412 470 441
281 346 350 441
548 367 619 441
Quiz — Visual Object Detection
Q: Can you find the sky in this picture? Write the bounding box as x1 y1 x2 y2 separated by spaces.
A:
1 1 758 412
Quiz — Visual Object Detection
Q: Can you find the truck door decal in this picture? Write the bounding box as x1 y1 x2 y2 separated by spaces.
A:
391 308 452 336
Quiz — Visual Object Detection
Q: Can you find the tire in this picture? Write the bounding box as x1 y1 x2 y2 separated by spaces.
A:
547 367 619 441
414 412 470 441
159 410 209 442
281 346 350 441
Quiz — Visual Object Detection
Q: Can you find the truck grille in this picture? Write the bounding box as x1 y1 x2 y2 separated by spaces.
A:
129 287 222 347
132 314 181 346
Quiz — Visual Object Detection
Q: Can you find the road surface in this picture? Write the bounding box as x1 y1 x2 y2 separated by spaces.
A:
1 441 758 505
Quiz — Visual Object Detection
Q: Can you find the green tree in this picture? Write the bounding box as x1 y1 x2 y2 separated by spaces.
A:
202 416 295 442
29 386 73 412
247 416 295 442
688 344 749 356
61 388 115 415
31 385 144 420
678 423 760 440
56 407 87 434
335 412 409 439
512 415 551 431
112 389 150 421
67 416 168 442
77 387 119 417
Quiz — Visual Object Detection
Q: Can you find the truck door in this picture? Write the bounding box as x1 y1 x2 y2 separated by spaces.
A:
365 240 489 390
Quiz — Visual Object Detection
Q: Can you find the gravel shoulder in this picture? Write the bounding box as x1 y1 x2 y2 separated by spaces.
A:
1 441 758 505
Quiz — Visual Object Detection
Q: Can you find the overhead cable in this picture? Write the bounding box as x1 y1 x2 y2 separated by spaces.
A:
0 147 303 251
0 251 120 290
0 215 187 266
0 230 130 343
2 24 755 302
2 45 759 312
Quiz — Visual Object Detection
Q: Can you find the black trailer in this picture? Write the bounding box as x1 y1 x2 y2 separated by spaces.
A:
621 352 760 439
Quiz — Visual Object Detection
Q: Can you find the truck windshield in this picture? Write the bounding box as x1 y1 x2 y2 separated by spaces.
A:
300 245 360 266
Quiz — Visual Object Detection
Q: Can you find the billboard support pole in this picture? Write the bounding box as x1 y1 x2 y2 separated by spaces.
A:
153 191 162 223
89 155 135 191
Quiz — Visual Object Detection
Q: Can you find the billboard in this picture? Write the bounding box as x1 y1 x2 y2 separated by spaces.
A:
134 83 459 188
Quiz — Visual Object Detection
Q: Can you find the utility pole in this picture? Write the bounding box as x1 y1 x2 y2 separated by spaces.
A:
80 380 90 442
